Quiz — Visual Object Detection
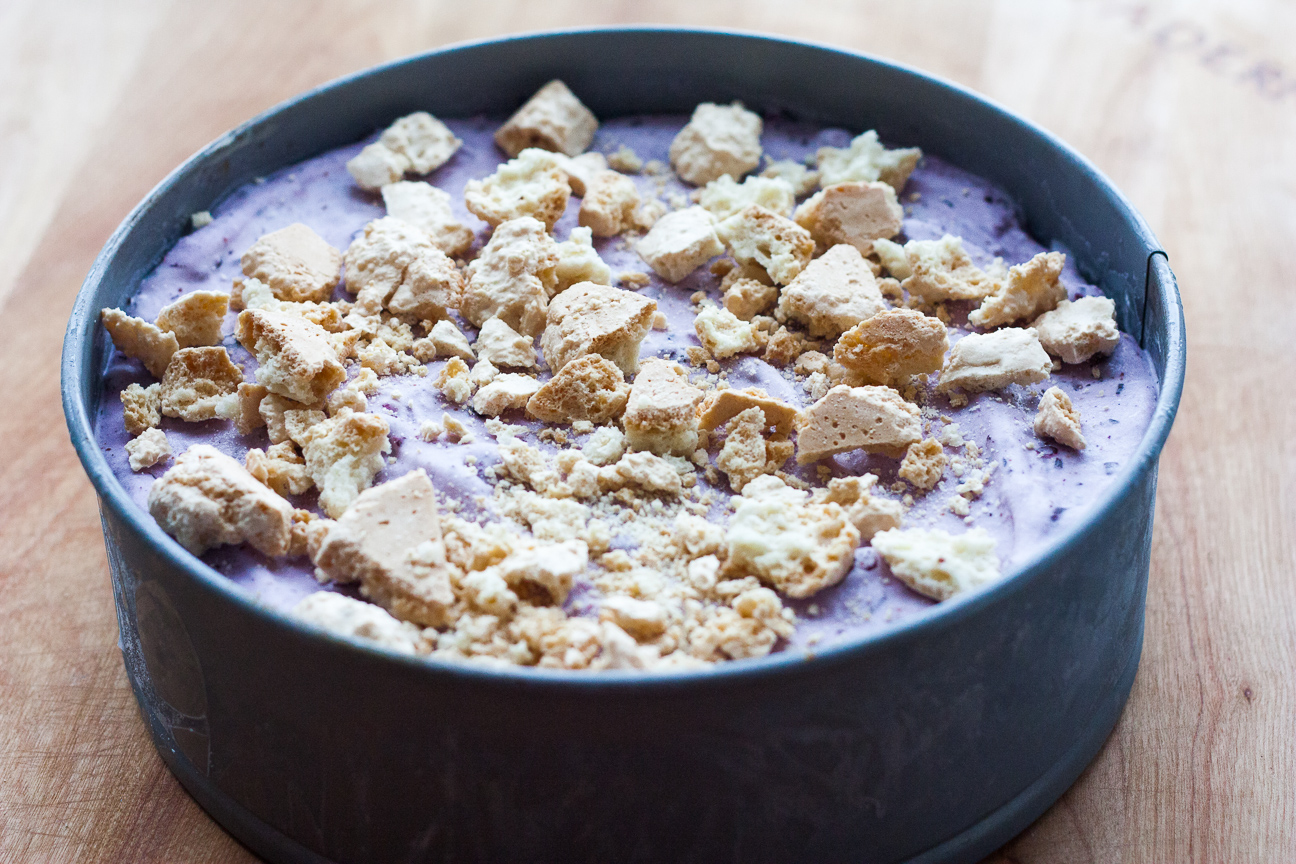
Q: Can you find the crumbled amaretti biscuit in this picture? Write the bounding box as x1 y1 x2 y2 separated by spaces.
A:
937 328 1052 394
795 384 922 464
834 307 949 386
343 217 462 319
694 302 764 359
380 181 474 258
240 223 342 303
236 308 346 404
100 308 179 378
461 216 558 337
579 170 640 237
148 444 294 556
715 407 775 492
816 475 903 541
716 205 814 286
606 145 643 174
582 426 625 466
246 441 312 496
296 410 391 518
668 101 763 186
474 317 535 368
257 393 321 444
1034 386 1086 450
815 130 922 191
1030 296 1120 365
874 235 1001 303
722 275 778 321
472 373 541 417
622 358 703 456
724 474 861 598
120 382 161 436
312 470 455 627
599 450 683 496
234 382 268 435
435 357 473 404
346 112 462 190
776 243 884 338
541 281 656 374
233 277 344 332
898 438 946 490
126 427 171 472
760 159 820 197
555 151 607 197
969 250 1066 328
698 175 795 219
155 291 229 348
526 354 629 424
870 527 1000 601
553 226 612 294
495 80 599 158
793 181 902 255
293 592 429 655
464 148 571 230
158 346 243 422
636 206 723 283
427 319 474 361
698 387 801 437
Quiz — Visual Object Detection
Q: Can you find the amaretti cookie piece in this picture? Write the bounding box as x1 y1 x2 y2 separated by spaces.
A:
461 217 558 337
693 303 764 359
155 291 229 348
578 170 640 237
120 382 161 436
776 244 884 338
816 474 903 542
795 384 922 464
793 181 902 255
240 223 342 303
312 469 455 627
622 358 703 456
815 130 922 191
969 251 1066 329
669 102 763 186
636 206 723 284
1034 386 1086 450
293 592 429 655
233 277 344 332
541 282 656 375
245 441 312 497
697 175 795 219
380 181 474 258
897 439 946 490
147 444 294 556
1030 296 1120 365
346 112 462 190
716 205 814 286
553 227 612 295
870 527 1000 601
698 387 801 437
936 328 1052 394
834 308 949 386
158 346 244 422
126 427 171 472
474 317 536 368
556 151 608 197
100 308 179 378
495 80 598 158
472 373 542 417
427 319 475 361
464 148 571 230
526 354 629 424
760 159 820 197
236 308 346 404
723 474 861 598
297 410 391 518
344 217 463 320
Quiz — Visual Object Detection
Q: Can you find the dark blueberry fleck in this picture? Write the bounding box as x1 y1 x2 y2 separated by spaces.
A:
1117 383 1125 394
1054 457 1064 468
943 198 955 208
1050 507 1065 522
1104 461 1119 475
1108 418 1120 425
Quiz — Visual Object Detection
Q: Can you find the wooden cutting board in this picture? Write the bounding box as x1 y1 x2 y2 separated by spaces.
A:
1 0 1292 861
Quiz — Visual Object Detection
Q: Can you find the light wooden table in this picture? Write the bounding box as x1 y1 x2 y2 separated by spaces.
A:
1 1 1291 861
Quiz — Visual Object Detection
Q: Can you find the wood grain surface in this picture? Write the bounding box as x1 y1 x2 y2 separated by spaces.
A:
1 0 1291 861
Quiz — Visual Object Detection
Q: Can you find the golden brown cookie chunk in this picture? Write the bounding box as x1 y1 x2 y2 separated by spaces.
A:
380 181 474 258
526 354 630 424
715 407 771 492
1030 296 1120 365
622 358 704 456
722 277 778 320
698 175 795 219
698 387 801 437
760 159 820 196
817 475 903 541
246 441 312 496
312 469 455 627
472 373 542 417
474 317 536 368
834 307 949 386
155 291 229 348
297 411 391 518
669 102 763 186
876 235 1000 303
101 308 179 378
541 282 656 375
495 80 599 158
346 112 462 190
148 444 294 556
793 181 902 255
871 527 1000 601
777 244 884 338
969 251 1066 328
120 382 162 436
293 592 429 655
427 319 475 361
555 151 607 197
464 148 571 230
236 308 346 404
125 427 171 472
636 206 723 284
815 130 922 191
158 346 243 422
1034 386 1086 450
553 226 612 295
795 384 922 463
579 170 640 237
898 438 947 490
693 303 764 359
936 328 1051 394
240 223 342 303
344 217 461 319
461 216 558 337
715 205 814 286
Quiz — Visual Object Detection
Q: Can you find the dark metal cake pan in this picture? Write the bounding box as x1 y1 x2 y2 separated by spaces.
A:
61 28 1186 864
